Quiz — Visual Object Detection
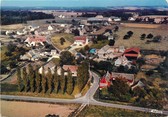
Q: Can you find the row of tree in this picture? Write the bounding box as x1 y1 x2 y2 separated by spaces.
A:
17 61 90 95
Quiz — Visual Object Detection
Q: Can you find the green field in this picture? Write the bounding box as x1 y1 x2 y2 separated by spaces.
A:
77 105 163 117
51 33 74 50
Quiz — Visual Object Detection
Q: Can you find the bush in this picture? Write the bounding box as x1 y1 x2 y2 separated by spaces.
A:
123 35 130 39
140 34 146 40
127 31 133 37
153 35 162 42
146 33 153 39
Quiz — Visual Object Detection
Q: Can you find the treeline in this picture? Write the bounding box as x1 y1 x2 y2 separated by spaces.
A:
17 61 89 95
1 10 54 25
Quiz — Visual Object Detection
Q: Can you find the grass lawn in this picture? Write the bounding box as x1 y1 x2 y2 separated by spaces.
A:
114 25 168 51
90 40 109 49
0 46 9 61
77 105 163 117
51 33 74 50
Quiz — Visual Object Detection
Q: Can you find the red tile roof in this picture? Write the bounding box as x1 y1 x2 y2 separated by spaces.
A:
74 36 86 41
124 47 140 54
63 65 78 72
124 54 139 57
28 36 46 43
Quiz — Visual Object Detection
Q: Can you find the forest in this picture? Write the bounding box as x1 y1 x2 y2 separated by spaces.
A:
1 10 54 25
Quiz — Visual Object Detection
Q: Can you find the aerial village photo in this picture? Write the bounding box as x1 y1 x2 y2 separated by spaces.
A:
0 0 168 117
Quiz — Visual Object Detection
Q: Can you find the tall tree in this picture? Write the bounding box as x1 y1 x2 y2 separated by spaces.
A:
47 68 53 93
77 61 89 92
17 67 22 92
22 67 28 92
66 69 73 95
60 68 65 94
41 67 47 93
35 69 41 93
54 67 59 93
60 51 75 66
28 64 35 92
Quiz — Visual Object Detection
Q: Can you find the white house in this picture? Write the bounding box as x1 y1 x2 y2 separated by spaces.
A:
57 65 78 77
115 55 129 67
128 17 136 21
109 16 121 22
48 25 54 31
39 60 56 75
24 35 46 47
73 36 89 46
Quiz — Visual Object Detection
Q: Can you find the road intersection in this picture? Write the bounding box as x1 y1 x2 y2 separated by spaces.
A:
1 71 168 115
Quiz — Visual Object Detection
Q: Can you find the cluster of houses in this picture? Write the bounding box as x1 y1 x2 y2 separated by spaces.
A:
90 45 143 90
38 60 78 77
2 13 154 94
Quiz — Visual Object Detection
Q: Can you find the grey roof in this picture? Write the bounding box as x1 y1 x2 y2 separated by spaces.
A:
43 60 56 71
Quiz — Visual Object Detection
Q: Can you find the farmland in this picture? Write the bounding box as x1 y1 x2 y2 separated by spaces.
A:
115 24 168 50
1 100 78 117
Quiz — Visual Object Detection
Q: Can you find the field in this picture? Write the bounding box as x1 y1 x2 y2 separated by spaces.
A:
121 23 161 29
0 100 78 117
77 105 161 117
1 24 25 30
89 40 109 49
114 24 168 50
51 33 74 50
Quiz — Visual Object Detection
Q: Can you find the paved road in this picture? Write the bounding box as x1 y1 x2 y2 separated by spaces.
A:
1 72 168 115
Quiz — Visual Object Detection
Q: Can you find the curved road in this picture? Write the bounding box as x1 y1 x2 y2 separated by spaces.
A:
1 72 168 115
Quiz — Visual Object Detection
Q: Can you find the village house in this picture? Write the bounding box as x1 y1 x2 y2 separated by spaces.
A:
89 26 115 40
73 36 89 46
57 65 78 77
48 25 54 31
25 35 46 47
131 80 145 90
39 60 56 75
124 47 140 60
114 55 130 67
20 49 41 61
96 45 125 61
99 71 135 89
109 16 121 22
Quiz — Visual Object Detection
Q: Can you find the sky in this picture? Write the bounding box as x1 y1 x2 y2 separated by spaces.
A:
1 0 168 7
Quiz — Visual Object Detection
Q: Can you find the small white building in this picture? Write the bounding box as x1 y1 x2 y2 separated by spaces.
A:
73 36 89 46
115 55 129 67
39 60 56 75
109 16 121 22
128 17 136 21
57 65 78 77
48 25 54 31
